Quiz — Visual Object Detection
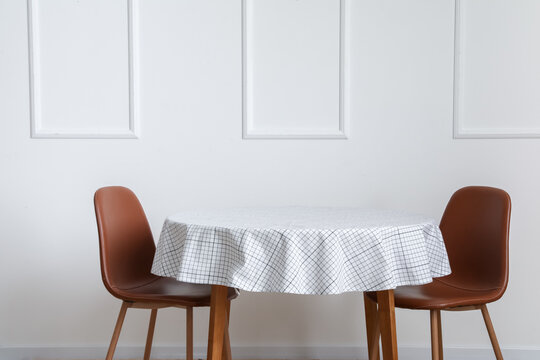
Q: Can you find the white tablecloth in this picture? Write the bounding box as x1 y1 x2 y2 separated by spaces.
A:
151 207 451 295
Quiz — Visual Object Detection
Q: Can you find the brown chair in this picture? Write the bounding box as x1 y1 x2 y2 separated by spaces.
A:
365 186 511 360
94 186 237 360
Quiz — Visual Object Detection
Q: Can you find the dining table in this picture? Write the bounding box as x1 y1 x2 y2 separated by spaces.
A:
151 207 451 360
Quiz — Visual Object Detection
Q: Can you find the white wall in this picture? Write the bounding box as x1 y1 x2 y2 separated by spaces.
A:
1 0 540 358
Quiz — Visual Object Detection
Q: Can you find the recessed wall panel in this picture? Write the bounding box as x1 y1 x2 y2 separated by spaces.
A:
243 0 346 139
454 0 540 138
28 0 136 138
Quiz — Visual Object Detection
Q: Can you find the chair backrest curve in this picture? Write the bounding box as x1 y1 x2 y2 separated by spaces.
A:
439 186 511 295
94 186 157 295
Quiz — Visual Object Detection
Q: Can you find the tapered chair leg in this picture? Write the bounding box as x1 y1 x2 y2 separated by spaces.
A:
186 306 193 360
480 305 503 360
430 310 442 360
106 302 129 360
437 310 443 360
143 309 158 360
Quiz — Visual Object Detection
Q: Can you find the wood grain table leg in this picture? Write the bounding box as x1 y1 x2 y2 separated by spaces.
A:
377 290 398 360
207 285 229 360
223 299 232 360
363 292 380 360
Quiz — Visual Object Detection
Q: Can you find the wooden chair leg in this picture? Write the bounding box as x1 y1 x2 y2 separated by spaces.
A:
105 302 129 360
222 299 232 360
143 309 158 360
430 310 441 360
363 293 380 360
480 305 503 360
186 306 193 360
437 310 443 360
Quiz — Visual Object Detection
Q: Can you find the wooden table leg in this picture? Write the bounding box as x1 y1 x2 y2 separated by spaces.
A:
377 290 398 360
363 292 380 360
207 285 229 360
222 299 232 360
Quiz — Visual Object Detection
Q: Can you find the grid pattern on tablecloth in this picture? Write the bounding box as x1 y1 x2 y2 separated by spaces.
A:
151 219 451 295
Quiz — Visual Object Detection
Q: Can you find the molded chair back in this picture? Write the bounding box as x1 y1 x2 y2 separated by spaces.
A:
94 186 157 295
439 186 511 296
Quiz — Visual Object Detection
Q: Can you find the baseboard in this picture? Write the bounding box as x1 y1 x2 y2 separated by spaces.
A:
0 345 539 360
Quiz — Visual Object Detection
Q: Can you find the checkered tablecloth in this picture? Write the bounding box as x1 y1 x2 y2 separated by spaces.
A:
151 207 451 295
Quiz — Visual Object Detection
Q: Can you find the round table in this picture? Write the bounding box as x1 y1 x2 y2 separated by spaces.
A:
151 207 451 360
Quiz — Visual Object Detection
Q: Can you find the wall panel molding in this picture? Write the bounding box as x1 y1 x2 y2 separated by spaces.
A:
242 0 348 139
453 0 540 138
27 0 139 139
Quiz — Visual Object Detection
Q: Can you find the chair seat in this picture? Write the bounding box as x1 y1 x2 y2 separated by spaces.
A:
367 279 503 310
112 276 238 306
